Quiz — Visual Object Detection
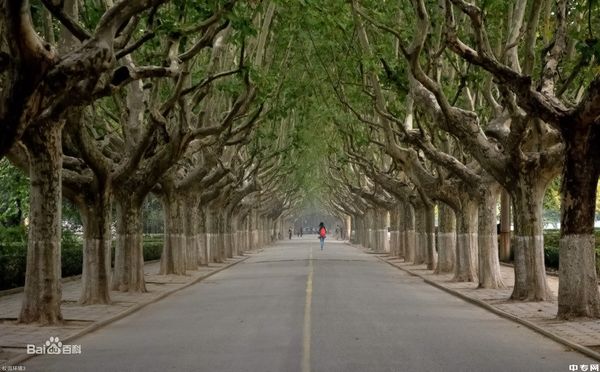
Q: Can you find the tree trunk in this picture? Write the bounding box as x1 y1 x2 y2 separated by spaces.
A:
425 202 437 270
78 188 112 305
414 206 426 265
197 207 208 266
478 186 505 289
206 208 219 263
404 203 416 263
365 209 374 250
184 194 200 271
160 193 186 275
374 208 389 253
454 198 478 282
435 203 456 274
356 215 365 246
251 209 259 250
19 123 63 324
389 206 400 257
230 214 238 256
511 180 552 300
222 211 234 259
345 215 352 242
499 190 512 261
241 216 250 253
113 195 146 292
557 125 600 318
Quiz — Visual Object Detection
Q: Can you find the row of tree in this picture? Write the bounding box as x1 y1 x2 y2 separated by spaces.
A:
2 0 599 325
0 0 306 325
300 0 600 319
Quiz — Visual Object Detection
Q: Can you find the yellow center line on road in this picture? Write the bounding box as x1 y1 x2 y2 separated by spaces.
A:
302 247 313 372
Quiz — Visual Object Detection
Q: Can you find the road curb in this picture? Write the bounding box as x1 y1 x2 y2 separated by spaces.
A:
3 256 250 368
374 254 600 362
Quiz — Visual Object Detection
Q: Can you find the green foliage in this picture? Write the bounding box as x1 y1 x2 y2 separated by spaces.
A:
61 230 84 278
544 230 600 276
0 159 29 227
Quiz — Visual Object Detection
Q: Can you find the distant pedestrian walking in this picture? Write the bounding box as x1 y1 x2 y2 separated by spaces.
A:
289 227 292 240
318 222 326 250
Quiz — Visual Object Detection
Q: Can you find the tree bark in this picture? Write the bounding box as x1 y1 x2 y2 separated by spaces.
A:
557 124 600 318
19 123 63 324
374 208 389 253
435 203 456 274
230 214 240 256
425 202 437 270
454 198 478 282
404 203 416 263
478 186 505 289
160 193 186 275
207 208 224 263
222 211 233 259
78 188 112 304
113 195 146 292
414 205 426 265
510 180 552 300
389 206 401 257
198 207 208 266
184 194 200 271
366 208 375 250
499 190 512 261
250 209 259 250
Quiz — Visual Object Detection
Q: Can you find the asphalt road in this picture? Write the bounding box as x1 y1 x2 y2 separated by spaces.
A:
24 237 595 372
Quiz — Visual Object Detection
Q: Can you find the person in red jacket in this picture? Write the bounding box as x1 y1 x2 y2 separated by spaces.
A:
318 222 326 250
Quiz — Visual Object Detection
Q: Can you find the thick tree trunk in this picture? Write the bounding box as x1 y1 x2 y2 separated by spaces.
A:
414 206 426 265
404 203 416 263
499 190 512 261
478 186 505 289
198 207 208 266
454 198 478 282
113 196 146 292
389 206 400 257
78 189 112 305
19 123 63 324
222 211 234 259
352 216 360 245
356 215 365 246
374 208 389 253
557 125 600 318
251 209 259 250
184 194 200 271
241 216 250 253
160 193 187 275
435 203 456 274
424 202 437 270
206 208 220 263
230 214 238 256
511 181 552 301
345 215 352 242
366 209 375 250
216 211 226 261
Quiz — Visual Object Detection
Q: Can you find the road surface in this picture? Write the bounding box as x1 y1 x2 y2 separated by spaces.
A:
24 237 595 371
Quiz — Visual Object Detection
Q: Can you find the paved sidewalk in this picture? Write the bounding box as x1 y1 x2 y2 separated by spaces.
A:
376 253 600 361
0 254 254 367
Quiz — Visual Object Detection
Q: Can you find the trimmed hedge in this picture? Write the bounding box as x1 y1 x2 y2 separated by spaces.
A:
0 231 163 291
543 230 600 276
